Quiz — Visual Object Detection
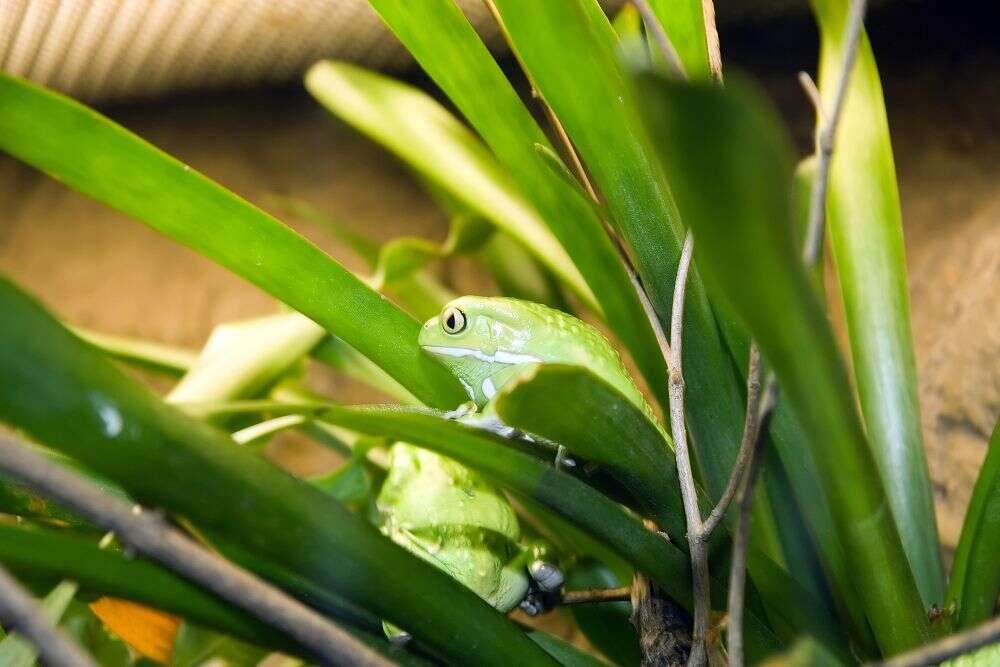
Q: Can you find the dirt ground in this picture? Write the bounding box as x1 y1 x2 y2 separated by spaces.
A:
1 1 996 567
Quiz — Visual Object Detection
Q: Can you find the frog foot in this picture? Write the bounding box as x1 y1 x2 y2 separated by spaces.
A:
529 560 565 592
554 445 577 471
443 400 478 420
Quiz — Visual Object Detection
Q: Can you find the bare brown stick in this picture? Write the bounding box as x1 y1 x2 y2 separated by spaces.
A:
726 378 778 667
802 0 869 265
0 564 96 667
663 231 709 667
701 0 723 82
633 0 688 79
873 616 1000 667
700 345 763 537
557 587 632 605
0 433 391 667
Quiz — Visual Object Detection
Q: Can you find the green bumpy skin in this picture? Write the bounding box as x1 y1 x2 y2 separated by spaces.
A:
418 295 652 416
377 296 648 638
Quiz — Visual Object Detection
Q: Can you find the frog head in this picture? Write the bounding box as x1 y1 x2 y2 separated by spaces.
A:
419 296 544 406
419 296 648 411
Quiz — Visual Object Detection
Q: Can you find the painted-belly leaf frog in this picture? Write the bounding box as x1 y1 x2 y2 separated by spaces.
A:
376 296 651 640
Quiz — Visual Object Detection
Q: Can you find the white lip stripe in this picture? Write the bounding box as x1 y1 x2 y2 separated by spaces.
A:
423 345 540 365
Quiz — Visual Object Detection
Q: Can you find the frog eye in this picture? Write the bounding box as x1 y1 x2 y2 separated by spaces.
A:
441 306 467 334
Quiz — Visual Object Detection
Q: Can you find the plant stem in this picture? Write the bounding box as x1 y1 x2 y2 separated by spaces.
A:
803 0 869 266
726 378 778 667
557 587 632 605
701 0 723 82
664 231 709 667
0 563 96 667
0 432 392 667
873 616 1000 667
701 345 763 537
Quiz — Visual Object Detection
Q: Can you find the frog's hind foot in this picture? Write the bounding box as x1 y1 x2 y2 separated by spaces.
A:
554 445 576 471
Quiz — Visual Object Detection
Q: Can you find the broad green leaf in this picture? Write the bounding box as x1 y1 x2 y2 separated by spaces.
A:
488 1 777 549
304 62 591 307
316 404 781 660
0 275 556 667
0 73 465 410
644 0 713 80
634 71 929 653
811 0 943 606
0 580 78 666
365 0 670 415
947 418 1000 628
493 365 683 540
311 336 418 405
941 643 1000 667
564 561 640 667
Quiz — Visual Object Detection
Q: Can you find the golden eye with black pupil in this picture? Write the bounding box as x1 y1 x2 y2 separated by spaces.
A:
441 306 467 334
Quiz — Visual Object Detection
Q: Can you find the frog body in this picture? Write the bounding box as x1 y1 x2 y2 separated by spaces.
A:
377 296 644 639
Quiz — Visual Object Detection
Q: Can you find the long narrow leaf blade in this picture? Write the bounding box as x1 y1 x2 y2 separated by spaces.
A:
0 74 465 410
634 72 929 654
0 275 556 667
947 418 1000 628
644 0 713 80
304 61 594 309
365 0 670 413
811 0 943 606
487 0 776 545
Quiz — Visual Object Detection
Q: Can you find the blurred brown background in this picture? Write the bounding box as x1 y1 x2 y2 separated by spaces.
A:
0 1 996 563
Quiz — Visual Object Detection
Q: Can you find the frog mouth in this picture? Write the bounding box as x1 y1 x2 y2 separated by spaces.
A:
422 345 540 365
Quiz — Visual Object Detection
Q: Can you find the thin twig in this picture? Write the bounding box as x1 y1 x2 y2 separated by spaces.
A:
633 0 688 79
727 7 869 661
0 564 96 667
700 345 763 537
664 232 709 667
557 587 632 605
726 378 778 667
0 433 391 667
701 0 724 82
802 0 869 266
873 616 1000 667
797 71 825 126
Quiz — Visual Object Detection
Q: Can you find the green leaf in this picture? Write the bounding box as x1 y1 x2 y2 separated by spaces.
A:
166 313 324 405
644 0 713 80
71 328 197 376
0 580 78 667
482 233 571 312
947 418 1000 628
315 405 781 660
0 522 288 651
528 631 609 667
564 561 640 667
487 1 777 550
304 61 593 309
0 275 556 667
365 0 670 416
0 73 465 410
811 0 943 607
494 365 683 540
634 71 929 653
170 623 267 667
58 601 135 667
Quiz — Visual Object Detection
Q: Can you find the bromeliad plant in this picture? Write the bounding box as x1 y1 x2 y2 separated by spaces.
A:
0 0 997 665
